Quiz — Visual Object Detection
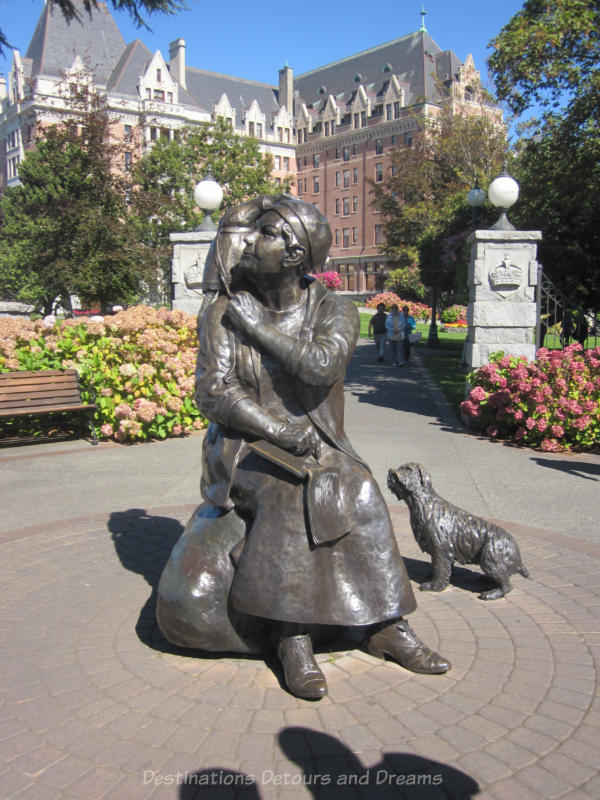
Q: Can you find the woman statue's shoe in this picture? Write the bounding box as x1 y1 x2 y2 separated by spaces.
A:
277 634 328 700
368 619 451 674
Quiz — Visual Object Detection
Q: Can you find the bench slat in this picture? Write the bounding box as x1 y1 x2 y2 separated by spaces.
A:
0 375 78 388
2 403 95 417
0 384 80 403
0 398 87 412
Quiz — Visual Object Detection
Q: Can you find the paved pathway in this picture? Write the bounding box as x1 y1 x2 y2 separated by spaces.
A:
1 340 599 799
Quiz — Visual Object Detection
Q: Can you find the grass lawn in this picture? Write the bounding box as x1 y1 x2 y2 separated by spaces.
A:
359 313 467 414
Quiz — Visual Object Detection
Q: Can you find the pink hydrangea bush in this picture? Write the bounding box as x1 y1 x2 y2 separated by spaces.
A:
461 344 600 451
310 271 343 291
365 293 430 320
0 306 206 442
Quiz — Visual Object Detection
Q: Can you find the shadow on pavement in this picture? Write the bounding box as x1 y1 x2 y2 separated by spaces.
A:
108 508 191 655
403 556 492 597
175 727 479 798
345 341 464 434
531 456 600 480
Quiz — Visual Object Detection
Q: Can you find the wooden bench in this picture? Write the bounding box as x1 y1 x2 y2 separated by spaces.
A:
0 369 98 445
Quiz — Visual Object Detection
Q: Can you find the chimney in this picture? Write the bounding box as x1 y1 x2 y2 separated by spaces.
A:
169 38 186 90
278 65 293 115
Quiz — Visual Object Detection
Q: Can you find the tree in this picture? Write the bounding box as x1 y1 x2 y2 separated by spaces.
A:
0 0 185 57
488 0 600 307
488 0 599 123
0 93 150 314
372 105 507 329
129 118 286 298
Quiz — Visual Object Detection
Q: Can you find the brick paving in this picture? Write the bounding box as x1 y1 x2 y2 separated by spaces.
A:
1 500 599 799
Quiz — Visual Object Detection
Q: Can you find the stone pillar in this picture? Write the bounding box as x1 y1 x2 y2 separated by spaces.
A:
170 228 216 317
464 229 542 370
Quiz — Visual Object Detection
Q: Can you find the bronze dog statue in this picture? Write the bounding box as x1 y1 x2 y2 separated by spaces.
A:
388 463 529 600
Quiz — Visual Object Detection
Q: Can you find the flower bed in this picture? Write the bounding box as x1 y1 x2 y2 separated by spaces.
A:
310 271 343 291
365 293 430 321
0 306 205 442
461 344 600 451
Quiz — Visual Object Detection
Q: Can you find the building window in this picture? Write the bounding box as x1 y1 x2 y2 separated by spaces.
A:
376 138 383 155
354 113 359 128
257 123 263 137
335 147 340 159
386 103 392 120
353 196 358 212
361 111 366 126
313 153 320 168
343 169 350 188
394 101 400 118
331 121 336 135
298 129 303 144
335 198 340 215
391 164 397 177
283 156 289 171
248 121 255 136
275 155 281 169
353 167 358 183
342 197 350 216
286 129 291 142
156 68 162 82
375 225 384 244
342 228 350 248
324 121 330 137
313 176 320 194
167 92 173 103
352 227 358 243
278 127 283 141
405 132 413 148
335 230 340 245
124 152 131 172
154 89 164 101
335 171 340 187
391 134 397 146
146 88 151 99
150 126 159 141
343 146 350 161
375 163 383 182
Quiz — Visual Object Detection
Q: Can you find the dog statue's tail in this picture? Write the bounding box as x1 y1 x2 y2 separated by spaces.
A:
518 564 530 579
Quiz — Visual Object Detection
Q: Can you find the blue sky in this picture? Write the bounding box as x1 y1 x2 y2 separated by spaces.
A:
1 0 525 112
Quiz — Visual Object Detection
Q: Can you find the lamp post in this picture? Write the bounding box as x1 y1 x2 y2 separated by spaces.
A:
467 181 486 227
193 168 223 231
488 168 519 231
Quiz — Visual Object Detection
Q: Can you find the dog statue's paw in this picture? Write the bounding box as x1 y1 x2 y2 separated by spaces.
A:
478 587 510 601
420 581 447 592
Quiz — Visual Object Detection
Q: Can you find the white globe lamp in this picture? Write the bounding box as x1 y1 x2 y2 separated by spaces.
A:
194 169 223 230
488 169 519 231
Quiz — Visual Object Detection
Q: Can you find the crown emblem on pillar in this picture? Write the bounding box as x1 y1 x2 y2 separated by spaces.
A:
489 256 522 295
184 260 204 289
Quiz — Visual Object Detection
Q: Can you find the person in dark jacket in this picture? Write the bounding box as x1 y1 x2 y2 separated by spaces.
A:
368 302 388 362
188 196 450 699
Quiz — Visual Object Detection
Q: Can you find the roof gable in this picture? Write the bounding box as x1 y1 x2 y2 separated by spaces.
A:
294 30 457 108
25 0 126 85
